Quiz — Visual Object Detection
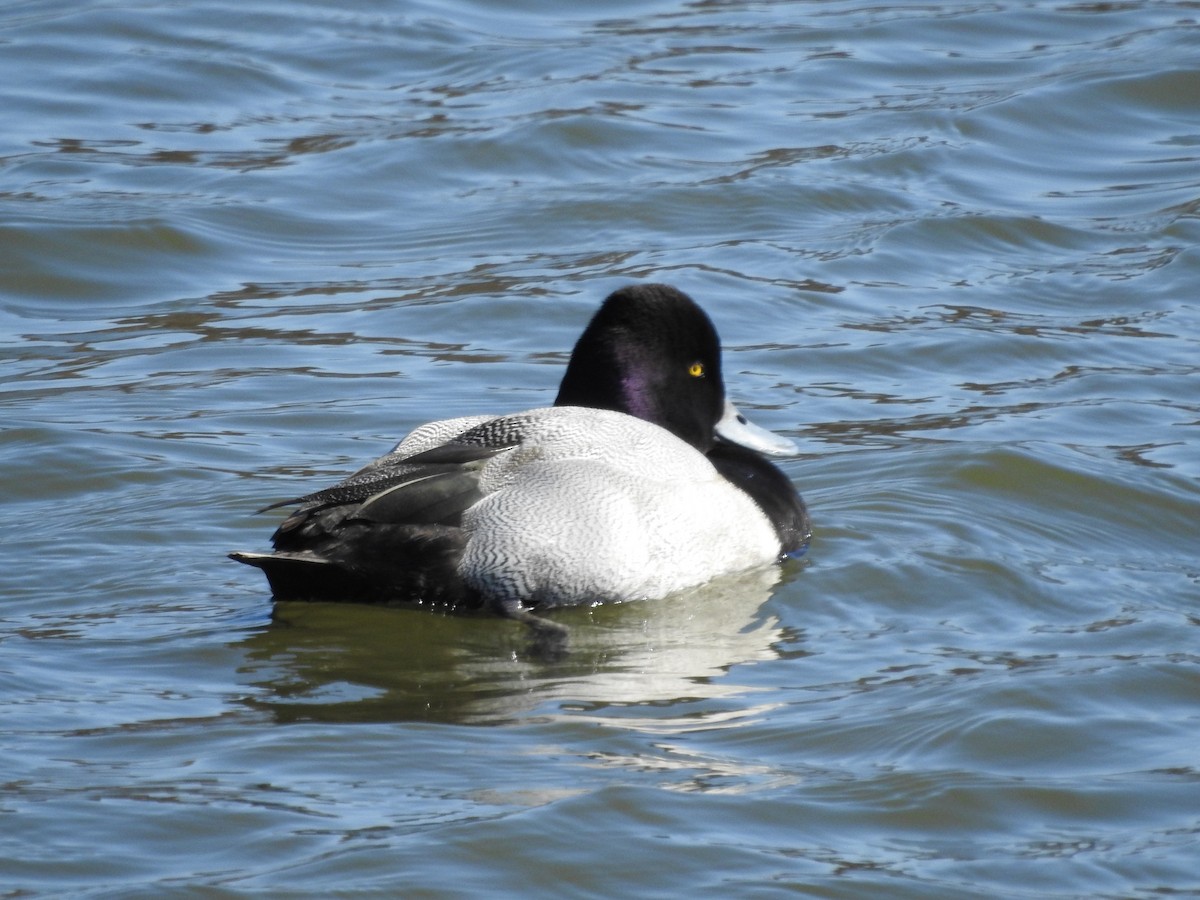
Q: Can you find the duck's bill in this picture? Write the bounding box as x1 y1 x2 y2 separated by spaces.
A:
715 400 798 457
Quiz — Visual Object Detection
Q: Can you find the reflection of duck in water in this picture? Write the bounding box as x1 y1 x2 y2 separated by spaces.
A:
245 567 793 727
231 284 810 639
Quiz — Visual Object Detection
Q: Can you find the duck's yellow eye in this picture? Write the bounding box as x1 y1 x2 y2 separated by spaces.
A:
688 362 705 378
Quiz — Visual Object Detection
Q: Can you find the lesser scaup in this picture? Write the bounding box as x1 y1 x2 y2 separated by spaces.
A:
231 284 810 637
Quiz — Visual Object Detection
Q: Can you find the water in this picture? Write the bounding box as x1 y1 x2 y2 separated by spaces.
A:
2 0 1199 895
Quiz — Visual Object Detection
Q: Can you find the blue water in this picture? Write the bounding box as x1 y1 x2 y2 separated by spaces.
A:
2 0 1199 895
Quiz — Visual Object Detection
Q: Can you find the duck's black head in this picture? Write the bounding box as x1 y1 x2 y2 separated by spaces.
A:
555 284 727 452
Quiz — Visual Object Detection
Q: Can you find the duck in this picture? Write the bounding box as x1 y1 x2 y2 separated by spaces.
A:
230 283 810 638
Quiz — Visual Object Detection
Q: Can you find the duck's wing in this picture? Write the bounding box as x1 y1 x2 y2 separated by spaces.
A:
257 411 518 519
233 437 518 608
267 440 514 548
303 410 544 524
231 410 558 609
261 442 511 516
349 443 513 526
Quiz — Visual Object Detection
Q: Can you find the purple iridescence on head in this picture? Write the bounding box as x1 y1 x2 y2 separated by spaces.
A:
614 350 662 424
620 367 654 420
